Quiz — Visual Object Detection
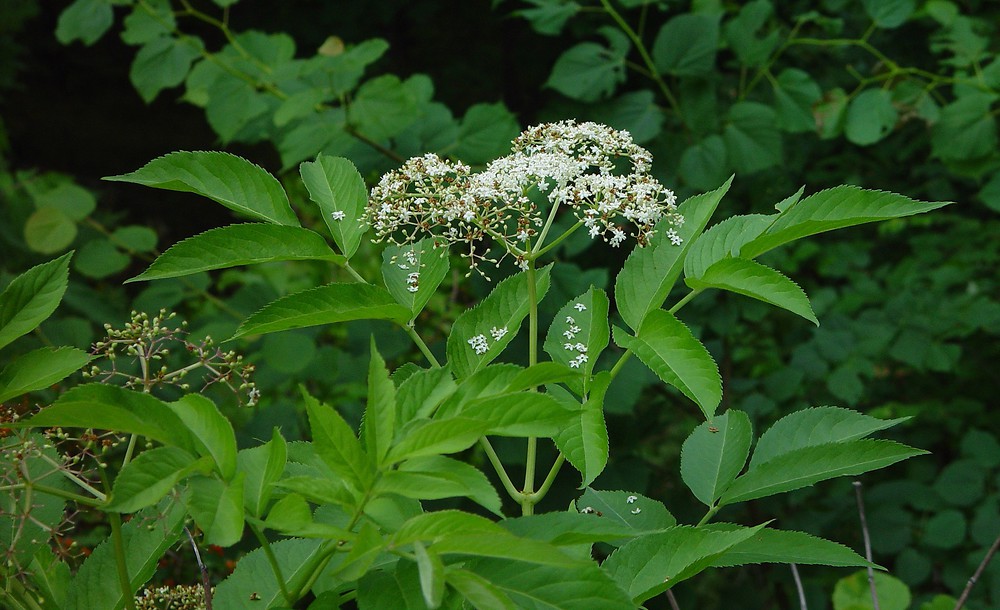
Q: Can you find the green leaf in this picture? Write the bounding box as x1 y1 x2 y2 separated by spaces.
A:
833 570 912 610
515 0 580 36
184 474 245 547
447 266 552 379
129 224 344 282
56 0 113 46
503 362 581 394
0 346 92 403
739 186 951 259
299 154 369 258
680 410 752 506
546 33 628 102
614 310 722 419
501 512 639 548
615 177 732 331
106 446 209 512
445 567 517 610
397 365 457 422
465 559 635 609
130 36 203 103
349 74 419 140
168 393 238 479
575 489 676 533
845 89 898 146
24 208 77 254
75 239 130 279
19 384 195 453
0 253 72 350
685 257 818 325
931 92 999 163
454 102 521 164
105 151 298 226
111 225 157 252
724 102 782 173
383 456 502 516
265 492 313 534
303 390 373 490
229 283 411 340
602 524 766 601
543 287 610 388
385 417 489 463
436 364 524 418
683 214 772 279
554 373 610 486
213 539 325 610
121 0 174 45
413 542 446 609
27 177 96 220
461 392 577 437
592 90 664 144
359 339 396 465
393 510 504 546
861 0 915 28
772 68 822 132
708 526 873 568
720 440 926 506
723 0 780 66
815 87 849 139
678 135 729 191
66 500 186 610
750 406 908 468
432 533 581 567
381 238 450 319
652 14 719 76
238 428 287 518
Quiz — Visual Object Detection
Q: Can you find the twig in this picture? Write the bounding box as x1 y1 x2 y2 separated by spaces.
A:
953 530 1000 610
790 563 808 610
853 481 880 610
184 527 213 610
666 590 681 610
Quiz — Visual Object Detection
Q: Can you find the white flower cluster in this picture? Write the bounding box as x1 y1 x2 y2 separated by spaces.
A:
366 121 684 275
467 326 508 355
562 311 589 368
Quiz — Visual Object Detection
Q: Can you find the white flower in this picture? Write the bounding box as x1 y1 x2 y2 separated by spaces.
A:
631 507 642 515
626 495 637 504
569 359 581 368
490 326 508 340
563 329 576 339
574 343 587 353
568 325 581 334
667 228 683 246
564 342 575 351
406 272 420 293
574 303 587 311
331 210 346 221
468 334 489 354
565 316 575 324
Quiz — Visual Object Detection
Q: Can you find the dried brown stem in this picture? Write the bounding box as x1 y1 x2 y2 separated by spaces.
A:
953 530 1000 610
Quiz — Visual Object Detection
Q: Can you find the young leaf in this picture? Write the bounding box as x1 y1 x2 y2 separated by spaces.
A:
683 214 772 279
184 474 246 547
447 266 552 379
0 346 92 403
237 428 287 518
127 224 345 282
739 186 951 259
680 410 752 506
543 287 610 387
299 154 369 258
413 541 446 609
264 492 313 534
685 257 818 325
390 455 502 516
357 561 427 610
706 525 874 568
66 500 186 610
381 238 450 319
385 417 489 464
303 389 373 490
615 178 732 331
212 538 325 610
750 406 910 469
360 339 396 465
104 151 299 226
720 440 927 506
602 524 766 601
105 446 210 512
465 559 635 609
0 252 72 351
461 392 577 437
168 393 238 479
614 311 722 419
19 384 196 453
393 510 505 547
576 489 676 533
555 372 611 487
229 283 411 340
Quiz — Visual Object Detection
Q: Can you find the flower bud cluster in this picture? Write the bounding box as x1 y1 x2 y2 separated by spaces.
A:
366 121 684 275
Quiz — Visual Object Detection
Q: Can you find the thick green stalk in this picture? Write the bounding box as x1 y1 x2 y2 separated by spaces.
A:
521 260 540 516
109 512 138 610
250 523 292 606
403 323 441 368
480 437 520 503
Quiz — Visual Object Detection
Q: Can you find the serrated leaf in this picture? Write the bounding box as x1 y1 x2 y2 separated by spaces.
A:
0 252 72 350
575 489 676 533
213 539 325 610
683 214 772 279
360 339 397 465
544 287 610 388
615 178 731 331
931 92 999 163
652 13 719 76
739 186 950 259
445 567 517 610
168 393 237 479
447 266 552 379
602 524 767 601
66 500 186 610
501 512 638 547
265 492 313 534
750 406 909 468
381 238 450 319
129 224 344 282
680 410 752 506
614 310 722 419
106 446 209 512
461 392 577 437
388 455 502 516
184 474 245 547
229 283 411 340
105 151 298 226
720 440 926 506
413 541 445 609
435 364 524 419
0 346 92 402
432 533 581 566
503 362 581 394
238 428 287 518
708 525 873 568
384 417 489 463
397 365 457 422
685 257 818 325
467 559 635 609
299 154 369 258
554 373 610 487
393 510 504 547
303 390 373 490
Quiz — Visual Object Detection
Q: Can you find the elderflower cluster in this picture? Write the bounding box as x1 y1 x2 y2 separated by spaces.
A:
366 120 684 276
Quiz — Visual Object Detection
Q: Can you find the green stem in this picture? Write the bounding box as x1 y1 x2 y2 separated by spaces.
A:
668 289 702 314
479 437 519 504
343 262 368 284
0 483 105 507
532 200 563 255
533 221 584 259
521 260 541 516
38 454 107 501
528 453 565 504
522 438 538 516
122 434 138 467
697 504 721 527
250 523 292 606
403 323 441 368
109 512 138 610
